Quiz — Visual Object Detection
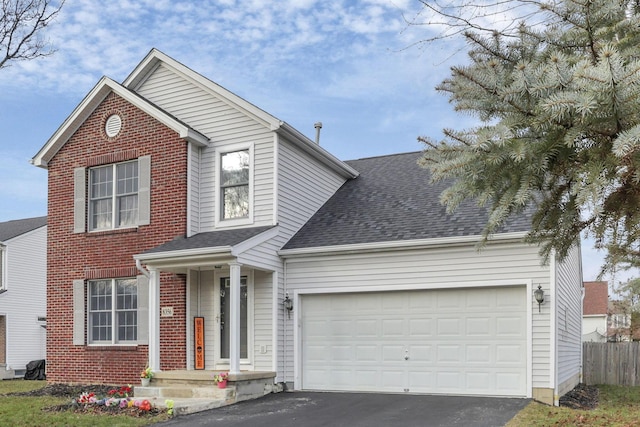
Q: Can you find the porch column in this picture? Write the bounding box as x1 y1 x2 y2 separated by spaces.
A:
148 268 161 372
228 261 242 375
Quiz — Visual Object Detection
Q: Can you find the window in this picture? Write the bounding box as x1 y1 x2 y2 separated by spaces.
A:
74 155 150 234
89 161 138 230
88 278 137 344
219 276 248 359
220 150 249 220
0 245 4 291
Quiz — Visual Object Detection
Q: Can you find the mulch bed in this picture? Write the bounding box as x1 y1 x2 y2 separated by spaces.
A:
558 383 599 410
7 383 117 398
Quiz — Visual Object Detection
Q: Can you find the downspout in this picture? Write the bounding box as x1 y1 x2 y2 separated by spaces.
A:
136 259 150 278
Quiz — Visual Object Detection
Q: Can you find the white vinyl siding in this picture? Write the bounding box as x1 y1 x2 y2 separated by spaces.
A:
2 226 47 371
554 245 583 396
135 63 275 232
277 138 346 240
284 241 551 388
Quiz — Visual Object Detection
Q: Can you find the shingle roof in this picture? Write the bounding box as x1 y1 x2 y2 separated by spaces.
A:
143 226 275 254
583 281 608 315
0 216 47 242
282 152 533 250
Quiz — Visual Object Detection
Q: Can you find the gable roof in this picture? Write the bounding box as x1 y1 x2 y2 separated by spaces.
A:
281 152 532 251
583 281 608 316
123 49 358 180
0 216 47 242
141 226 276 256
582 282 609 316
31 76 209 168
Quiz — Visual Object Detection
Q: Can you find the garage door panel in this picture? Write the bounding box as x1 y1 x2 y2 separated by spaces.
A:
466 317 491 335
301 287 527 396
408 318 433 335
436 318 462 335
466 344 491 363
496 317 524 335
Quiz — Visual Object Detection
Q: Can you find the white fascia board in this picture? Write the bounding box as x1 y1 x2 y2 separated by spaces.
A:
124 48 280 129
279 231 529 258
32 77 111 168
272 121 359 179
230 226 280 257
31 76 208 168
134 246 232 264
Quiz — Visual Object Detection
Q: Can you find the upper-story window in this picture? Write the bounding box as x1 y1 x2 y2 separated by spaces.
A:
90 161 138 230
221 150 249 220
216 145 253 227
73 155 150 234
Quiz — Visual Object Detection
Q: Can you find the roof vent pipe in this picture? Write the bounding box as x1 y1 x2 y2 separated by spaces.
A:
314 122 322 144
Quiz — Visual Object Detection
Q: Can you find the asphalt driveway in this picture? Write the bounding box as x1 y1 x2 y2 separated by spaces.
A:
157 392 530 427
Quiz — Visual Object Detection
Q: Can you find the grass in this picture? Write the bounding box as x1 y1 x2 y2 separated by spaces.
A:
0 380 170 427
506 385 640 426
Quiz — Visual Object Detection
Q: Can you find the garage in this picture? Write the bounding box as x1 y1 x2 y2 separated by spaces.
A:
301 286 527 396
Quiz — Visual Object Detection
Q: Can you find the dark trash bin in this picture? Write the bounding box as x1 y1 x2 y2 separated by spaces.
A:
24 359 46 380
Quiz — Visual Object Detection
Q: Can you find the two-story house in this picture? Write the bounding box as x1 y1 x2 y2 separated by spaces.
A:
0 216 47 378
582 281 608 342
32 49 582 405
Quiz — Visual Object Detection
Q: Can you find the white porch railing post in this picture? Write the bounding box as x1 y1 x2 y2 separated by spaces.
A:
229 262 242 375
149 268 161 372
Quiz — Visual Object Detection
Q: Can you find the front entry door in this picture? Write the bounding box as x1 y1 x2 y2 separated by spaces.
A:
219 276 248 359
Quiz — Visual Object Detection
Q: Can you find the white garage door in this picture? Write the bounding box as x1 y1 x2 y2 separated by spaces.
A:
301 286 527 396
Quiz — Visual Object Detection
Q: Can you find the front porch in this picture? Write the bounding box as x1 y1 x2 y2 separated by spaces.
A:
134 370 278 415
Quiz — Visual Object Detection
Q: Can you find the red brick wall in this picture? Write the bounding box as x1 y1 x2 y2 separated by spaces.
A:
46 92 188 384
0 316 5 364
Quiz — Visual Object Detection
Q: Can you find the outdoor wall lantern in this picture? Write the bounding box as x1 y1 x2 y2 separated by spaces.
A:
283 293 293 318
534 285 545 312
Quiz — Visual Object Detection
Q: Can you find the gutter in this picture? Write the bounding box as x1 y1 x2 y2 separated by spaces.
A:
279 231 529 258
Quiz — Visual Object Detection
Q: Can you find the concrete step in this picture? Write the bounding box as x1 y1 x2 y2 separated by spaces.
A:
135 384 235 399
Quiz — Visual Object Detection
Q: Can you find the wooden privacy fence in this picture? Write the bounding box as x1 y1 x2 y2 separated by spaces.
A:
583 342 640 386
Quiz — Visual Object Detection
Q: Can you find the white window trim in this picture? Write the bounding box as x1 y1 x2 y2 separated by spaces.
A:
0 244 6 292
87 278 138 346
213 268 254 369
214 143 254 228
88 160 140 232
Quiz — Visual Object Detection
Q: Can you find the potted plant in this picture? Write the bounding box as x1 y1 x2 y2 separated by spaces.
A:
213 372 229 389
140 366 153 387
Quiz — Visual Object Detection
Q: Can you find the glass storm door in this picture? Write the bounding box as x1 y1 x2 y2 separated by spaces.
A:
219 276 248 359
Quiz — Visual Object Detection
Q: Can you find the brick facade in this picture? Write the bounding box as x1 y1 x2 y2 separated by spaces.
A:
46 93 188 384
0 315 5 364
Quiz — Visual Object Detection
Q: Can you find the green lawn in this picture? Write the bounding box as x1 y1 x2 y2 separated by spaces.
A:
0 380 169 427
507 385 640 426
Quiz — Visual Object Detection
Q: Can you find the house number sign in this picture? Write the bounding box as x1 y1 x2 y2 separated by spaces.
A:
161 307 174 317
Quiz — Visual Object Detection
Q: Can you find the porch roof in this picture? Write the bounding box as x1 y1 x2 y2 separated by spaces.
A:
142 226 276 255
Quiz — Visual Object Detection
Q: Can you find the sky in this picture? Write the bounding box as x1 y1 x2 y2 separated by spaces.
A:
0 0 634 286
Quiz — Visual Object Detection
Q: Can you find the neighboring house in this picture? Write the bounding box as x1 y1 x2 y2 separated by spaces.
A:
0 216 47 378
608 300 633 342
31 49 583 405
582 281 608 342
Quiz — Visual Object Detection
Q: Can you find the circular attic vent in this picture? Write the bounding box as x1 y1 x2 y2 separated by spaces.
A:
105 114 122 137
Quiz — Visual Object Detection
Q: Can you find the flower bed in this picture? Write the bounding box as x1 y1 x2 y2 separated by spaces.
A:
41 385 173 417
